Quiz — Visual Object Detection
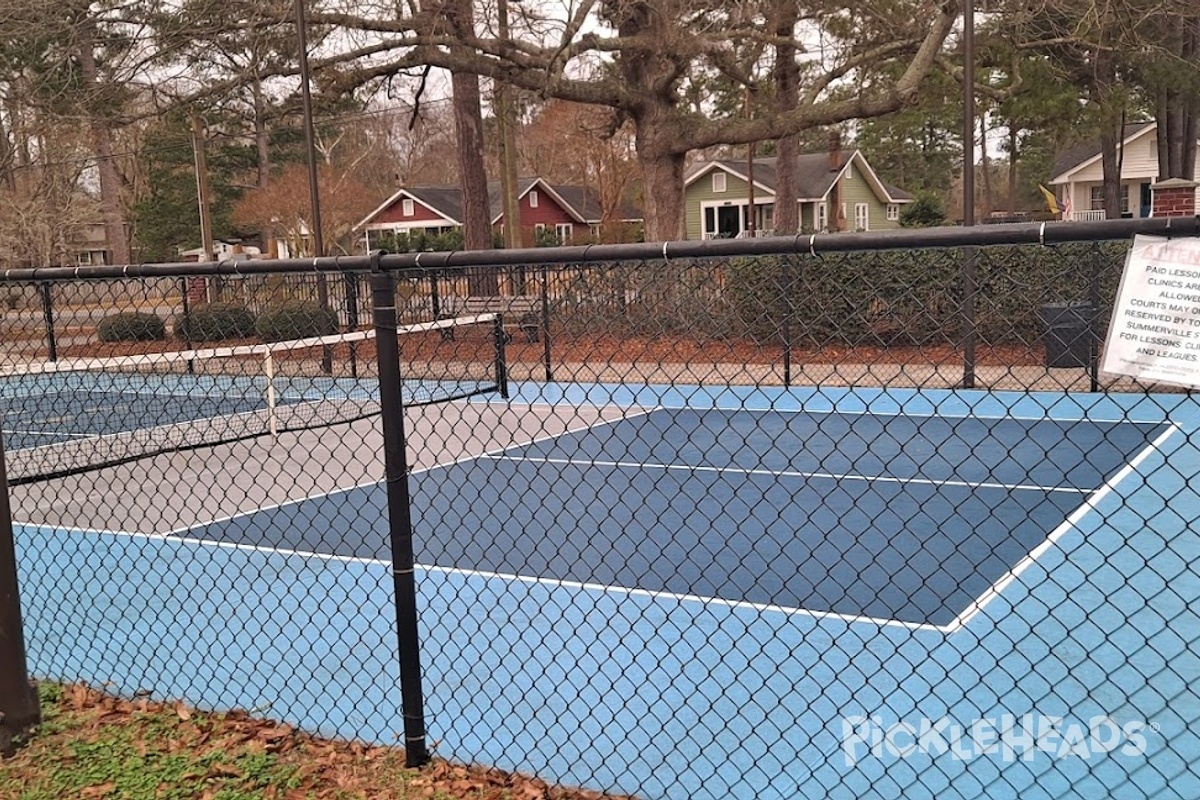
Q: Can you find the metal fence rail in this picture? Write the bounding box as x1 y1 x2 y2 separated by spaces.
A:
1 217 1198 798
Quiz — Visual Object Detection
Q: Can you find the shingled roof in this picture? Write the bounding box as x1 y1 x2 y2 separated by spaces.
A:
1048 121 1156 181
357 178 642 230
686 150 913 202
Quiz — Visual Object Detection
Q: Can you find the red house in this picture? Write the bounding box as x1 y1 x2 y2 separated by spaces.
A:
353 177 641 250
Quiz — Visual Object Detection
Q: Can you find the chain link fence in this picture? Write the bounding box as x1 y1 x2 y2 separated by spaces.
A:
1 218 1198 798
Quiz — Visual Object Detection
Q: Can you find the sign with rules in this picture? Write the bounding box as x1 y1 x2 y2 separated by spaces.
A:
1103 234 1200 389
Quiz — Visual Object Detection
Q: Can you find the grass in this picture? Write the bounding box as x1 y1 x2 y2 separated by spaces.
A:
0 683 628 800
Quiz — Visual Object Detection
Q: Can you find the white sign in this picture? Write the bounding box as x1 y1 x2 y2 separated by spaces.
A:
1102 234 1200 388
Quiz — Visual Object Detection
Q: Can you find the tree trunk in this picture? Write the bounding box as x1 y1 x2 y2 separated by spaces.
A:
76 17 130 266
1154 17 1198 181
251 73 275 256
452 69 498 294
978 115 992 217
1092 50 1124 220
1006 126 1018 213
772 2 800 234
635 143 687 242
1099 123 1122 219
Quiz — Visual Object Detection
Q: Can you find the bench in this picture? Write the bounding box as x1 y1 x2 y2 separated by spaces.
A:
438 295 543 343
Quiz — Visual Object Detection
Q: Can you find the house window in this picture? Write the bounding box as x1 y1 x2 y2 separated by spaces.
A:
846 163 854 180
713 172 727 193
556 223 573 242
77 251 94 266
1089 185 1130 214
816 203 827 231
855 203 869 231
401 198 414 216
529 190 539 208
886 203 900 221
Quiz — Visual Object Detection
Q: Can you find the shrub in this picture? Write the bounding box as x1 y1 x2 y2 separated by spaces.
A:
174 302 256 341
255 301 340 342
899 194 947 228
97 312 166 342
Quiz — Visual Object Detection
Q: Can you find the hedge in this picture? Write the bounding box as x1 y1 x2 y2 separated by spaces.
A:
255 301 340 342
174 303 256 341
547 242 1129 348
97 312 167 342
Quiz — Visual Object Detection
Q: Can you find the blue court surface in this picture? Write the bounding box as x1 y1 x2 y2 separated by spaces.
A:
13 382 1200 800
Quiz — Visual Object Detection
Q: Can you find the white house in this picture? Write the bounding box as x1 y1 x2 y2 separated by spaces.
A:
1047 121 1200 221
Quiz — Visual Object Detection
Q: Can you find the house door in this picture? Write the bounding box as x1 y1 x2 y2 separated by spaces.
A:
717 206 741 238
1140 183 1152 218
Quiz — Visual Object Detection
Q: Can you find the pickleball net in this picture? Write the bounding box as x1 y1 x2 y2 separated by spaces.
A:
0 313 508 483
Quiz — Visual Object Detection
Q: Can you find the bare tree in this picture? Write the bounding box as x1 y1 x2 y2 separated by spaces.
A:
184 0 958 241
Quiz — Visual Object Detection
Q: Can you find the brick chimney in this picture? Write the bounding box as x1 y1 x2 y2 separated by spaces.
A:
828 131 842 172
1150 177 1198 218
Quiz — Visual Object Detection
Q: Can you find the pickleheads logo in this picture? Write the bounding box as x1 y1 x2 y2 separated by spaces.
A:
841 714 1152 766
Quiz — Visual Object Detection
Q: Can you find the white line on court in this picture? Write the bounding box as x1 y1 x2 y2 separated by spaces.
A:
2 428 95 439
38 522 943 633
161 404 658 537
601 394 1170 425
941 421 1181 635
483 454 1091 495
417 563 944 632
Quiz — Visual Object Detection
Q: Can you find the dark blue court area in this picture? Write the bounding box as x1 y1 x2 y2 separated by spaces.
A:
182 407 1167 627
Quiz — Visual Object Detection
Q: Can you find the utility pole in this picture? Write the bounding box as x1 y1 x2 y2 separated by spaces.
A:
295 0 334 372
961 0 977 389
191 109 218 300
745 87 756 237
496 0 524 292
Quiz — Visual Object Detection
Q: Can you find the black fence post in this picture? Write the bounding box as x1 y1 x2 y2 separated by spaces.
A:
40 282 56 362
179 277 195 374
316 274 333 374
344 273 360 379
429 269 441 320
540 263 553 382
370 261 429 769
0 428 41 756
781 257 794 387
961 245 978 389
1089 243 1102 393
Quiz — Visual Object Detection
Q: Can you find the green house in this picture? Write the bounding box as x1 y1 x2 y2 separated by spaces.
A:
683 147 913 239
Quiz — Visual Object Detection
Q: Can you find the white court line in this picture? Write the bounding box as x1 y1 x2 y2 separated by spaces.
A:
416 563 942 632
647 402 1170 426
44 523 942 633
941 422 1181 635
2 428 94 439
162 405 659 537
483 455 1091 495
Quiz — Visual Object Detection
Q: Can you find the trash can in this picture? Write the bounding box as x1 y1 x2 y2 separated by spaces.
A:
1039 303 1097 368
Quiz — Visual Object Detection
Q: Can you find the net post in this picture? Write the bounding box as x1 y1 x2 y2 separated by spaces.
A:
0 427 41 756
40 281 56 362
345 273 360 379
1088 242 1101 393
961 245 978 389
540 263 553 382
781 257 794 387
493 313 510 399
370 261 429 769
179 277 195 374
263 347 278 438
